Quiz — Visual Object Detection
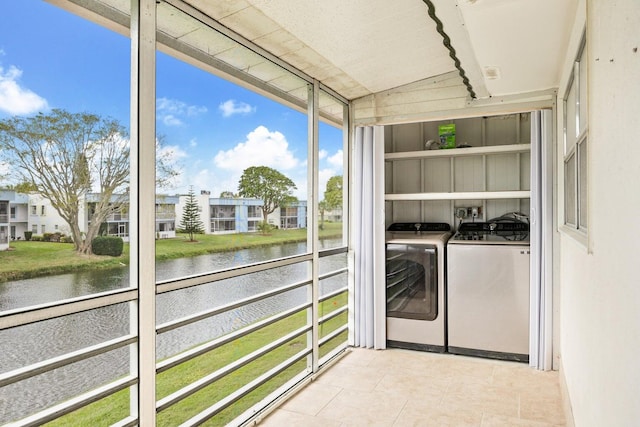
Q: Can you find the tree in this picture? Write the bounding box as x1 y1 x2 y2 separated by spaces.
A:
237 166 297 223
0 109 177 254
179 186 204 241
323 175 343 210
220 190 236 198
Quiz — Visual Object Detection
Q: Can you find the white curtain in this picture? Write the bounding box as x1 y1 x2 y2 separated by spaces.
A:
529 110 554 369
351 126 386 349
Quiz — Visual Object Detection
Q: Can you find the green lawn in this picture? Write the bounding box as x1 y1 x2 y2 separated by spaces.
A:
0 222 343 282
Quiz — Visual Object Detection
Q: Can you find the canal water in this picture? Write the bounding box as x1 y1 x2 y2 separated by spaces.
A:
0 239 346 422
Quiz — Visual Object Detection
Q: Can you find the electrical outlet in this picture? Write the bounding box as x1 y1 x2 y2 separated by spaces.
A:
472 207 479 218
455 208 467 219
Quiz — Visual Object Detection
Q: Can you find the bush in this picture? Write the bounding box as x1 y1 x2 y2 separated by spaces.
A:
31 235 43 242
24 231 33 241
61 236 74 244
43 233 53 242
257 221 274 235
91 236 124 257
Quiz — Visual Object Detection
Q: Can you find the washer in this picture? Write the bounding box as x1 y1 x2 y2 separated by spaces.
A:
447 220 530 362
385 222 451 352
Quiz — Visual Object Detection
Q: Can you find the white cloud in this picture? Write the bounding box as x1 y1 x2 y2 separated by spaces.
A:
162 114 183 126
327 149 343 170
214 125 300 172
0 65 48 115
319 149 328 160
158 143 188 161
156 97 207 127
189 138 198 148
218 99 255 118
211 125 305 199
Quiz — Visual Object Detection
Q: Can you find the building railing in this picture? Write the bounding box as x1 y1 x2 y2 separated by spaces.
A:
0 214 8 223
0 246 348 426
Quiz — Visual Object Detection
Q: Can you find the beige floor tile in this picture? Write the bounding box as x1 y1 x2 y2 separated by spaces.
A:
442 382 520 419
281 381 342 416
314 363 385 392
316 388 408 426
492 364 561 394
395 399 483 427
258 408 342 427
257 348 567 427
374 371 449 402
481 413 558 427
519 394 565 425
367 350 451 379
340 347 380 367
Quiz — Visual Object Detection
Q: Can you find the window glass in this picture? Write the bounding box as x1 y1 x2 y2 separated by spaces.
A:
563 35 587 235
565 154 577 226
318 91 347 250
564 77 577 155
154 3 317 424
578 138 588 229
579 53 588 135
0 2 132 423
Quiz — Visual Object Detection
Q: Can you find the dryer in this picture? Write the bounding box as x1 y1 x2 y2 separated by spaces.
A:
385 222 451 352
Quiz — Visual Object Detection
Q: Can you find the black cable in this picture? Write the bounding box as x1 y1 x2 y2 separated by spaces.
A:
422 0 477 99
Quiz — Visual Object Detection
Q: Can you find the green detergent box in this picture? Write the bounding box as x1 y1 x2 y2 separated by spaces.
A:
438 124 456 149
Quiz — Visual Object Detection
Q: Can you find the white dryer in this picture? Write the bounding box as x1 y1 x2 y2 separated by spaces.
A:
385 222 451 352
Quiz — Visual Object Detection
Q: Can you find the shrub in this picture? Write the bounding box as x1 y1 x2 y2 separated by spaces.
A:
61 236 74 244
257 221 274 235
24 231 33 241
43 233 53 242
91 236 124 257
31 235 43 242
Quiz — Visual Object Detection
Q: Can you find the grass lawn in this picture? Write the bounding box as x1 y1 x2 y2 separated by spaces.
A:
0 222 343 282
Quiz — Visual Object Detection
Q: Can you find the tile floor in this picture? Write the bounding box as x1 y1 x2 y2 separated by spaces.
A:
259 347 566 427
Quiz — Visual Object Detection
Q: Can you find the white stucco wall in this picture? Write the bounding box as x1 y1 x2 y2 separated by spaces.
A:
558 1 640 425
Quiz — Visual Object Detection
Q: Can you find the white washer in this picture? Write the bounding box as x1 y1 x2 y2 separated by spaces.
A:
447 221 530 362
385 223 451 352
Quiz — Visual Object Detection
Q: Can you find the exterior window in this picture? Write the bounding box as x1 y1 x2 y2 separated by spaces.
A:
32 224 37 233
563 35 587 235
41 205 46 216
55 224 59 231
41 225 46 234
31 205 37 215
247 205 259 218
10 206 16 219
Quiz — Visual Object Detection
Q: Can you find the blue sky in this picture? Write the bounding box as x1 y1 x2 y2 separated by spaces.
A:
0 1 344 200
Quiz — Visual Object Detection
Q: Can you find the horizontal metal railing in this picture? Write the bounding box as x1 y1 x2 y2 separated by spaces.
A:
1 245 349 425
156 324 311 412
156 278 311 335
11 376 137 427
181 348 312 426
0 334 137 388
156 302 312 374
0 288 137 330
156 252 313 294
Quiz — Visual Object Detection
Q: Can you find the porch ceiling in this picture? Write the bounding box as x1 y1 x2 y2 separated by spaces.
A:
182 0 578 100
56 0 578 104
